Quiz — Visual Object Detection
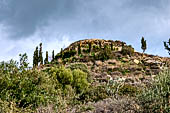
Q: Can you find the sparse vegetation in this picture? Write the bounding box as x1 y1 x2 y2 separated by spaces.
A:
0 39 170 112
137 69 170 112
121 45 134 56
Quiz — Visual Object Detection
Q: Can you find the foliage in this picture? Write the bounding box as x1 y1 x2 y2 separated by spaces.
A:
68 63 89 74
78 43 81 55
33 46 39 67
68 63 92 83
141 37 147 53
19 53 29 71
95 45 112 61
121 45 134 56
0 62 57 111
63 50 77 59
52 50 55 61
33 43 43 67
138 69 170 112
164 38 170 55
72 69 89 93
48 66 89 94
39 43 43 65
118 84 140 96
89 42 92 53
79 85 109 102
44 51 48 64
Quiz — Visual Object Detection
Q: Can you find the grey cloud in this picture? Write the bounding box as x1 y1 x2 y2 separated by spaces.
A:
0 0 78 39
0 0 170 41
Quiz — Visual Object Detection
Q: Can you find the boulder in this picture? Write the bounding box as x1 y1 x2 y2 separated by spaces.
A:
95 60 103 66
134 59 140 64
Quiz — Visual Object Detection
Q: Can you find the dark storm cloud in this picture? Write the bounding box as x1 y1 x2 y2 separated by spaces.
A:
0 0 170 39
0 0 79 39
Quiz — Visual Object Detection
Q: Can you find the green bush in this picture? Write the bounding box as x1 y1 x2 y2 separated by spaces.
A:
118 84 140 96
68 63 92 83
121 45 134 56
68 63 89 74
0 63 57 110
48 66 89 94
95 46 112 61
72 69 89 94
79 85 108 102
138 69 170 112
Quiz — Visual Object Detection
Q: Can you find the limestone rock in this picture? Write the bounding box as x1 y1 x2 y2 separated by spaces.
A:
134 59 140 64
95 60 103 66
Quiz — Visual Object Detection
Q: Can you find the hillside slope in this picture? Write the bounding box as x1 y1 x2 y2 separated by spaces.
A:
52 39 170 85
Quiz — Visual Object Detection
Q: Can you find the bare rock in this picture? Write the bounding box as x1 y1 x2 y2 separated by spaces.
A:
95 60 103 66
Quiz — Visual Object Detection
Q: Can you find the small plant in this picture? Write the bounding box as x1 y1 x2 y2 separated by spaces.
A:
138 69 170 112
121 45 134 56
118 84 140 96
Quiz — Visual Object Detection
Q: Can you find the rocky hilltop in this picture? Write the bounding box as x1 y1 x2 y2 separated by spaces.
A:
53 39 170 86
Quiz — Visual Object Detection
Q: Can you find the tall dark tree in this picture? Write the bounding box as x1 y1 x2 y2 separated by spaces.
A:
141 37 147 53
110 43 113 50
78 43 81 55
52 50 55 61
89 42 92 53
39 43 43 65
61 48 63 58
33 46 39 67
99 41 102 49
164 39 170 55
44 51 48 64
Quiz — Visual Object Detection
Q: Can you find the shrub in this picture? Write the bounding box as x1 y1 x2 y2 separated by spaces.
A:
95 46 112 61
138 69 170 112
49 66 73 89
118 84 140 96
48 66 90 94
72 69 89 94
67 63 92 83
79 85 108 102
121 45 134 56
0 66 57 110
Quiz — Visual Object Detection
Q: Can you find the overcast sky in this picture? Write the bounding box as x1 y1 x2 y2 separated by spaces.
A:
0 0 170 64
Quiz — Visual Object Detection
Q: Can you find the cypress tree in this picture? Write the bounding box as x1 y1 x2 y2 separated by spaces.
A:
78 43 81 55
99 41 102 49
164 39 170 55
33 51 36 67
141 37 147 53
61 48 63 59
110 43 113 50
44 51 48 64
33 46 39 67
89 42 92 53
39 43 43 65
52 50 55 61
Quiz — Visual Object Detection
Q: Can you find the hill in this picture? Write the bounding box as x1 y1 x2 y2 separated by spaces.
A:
1 39 170 112
52 39 170 86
